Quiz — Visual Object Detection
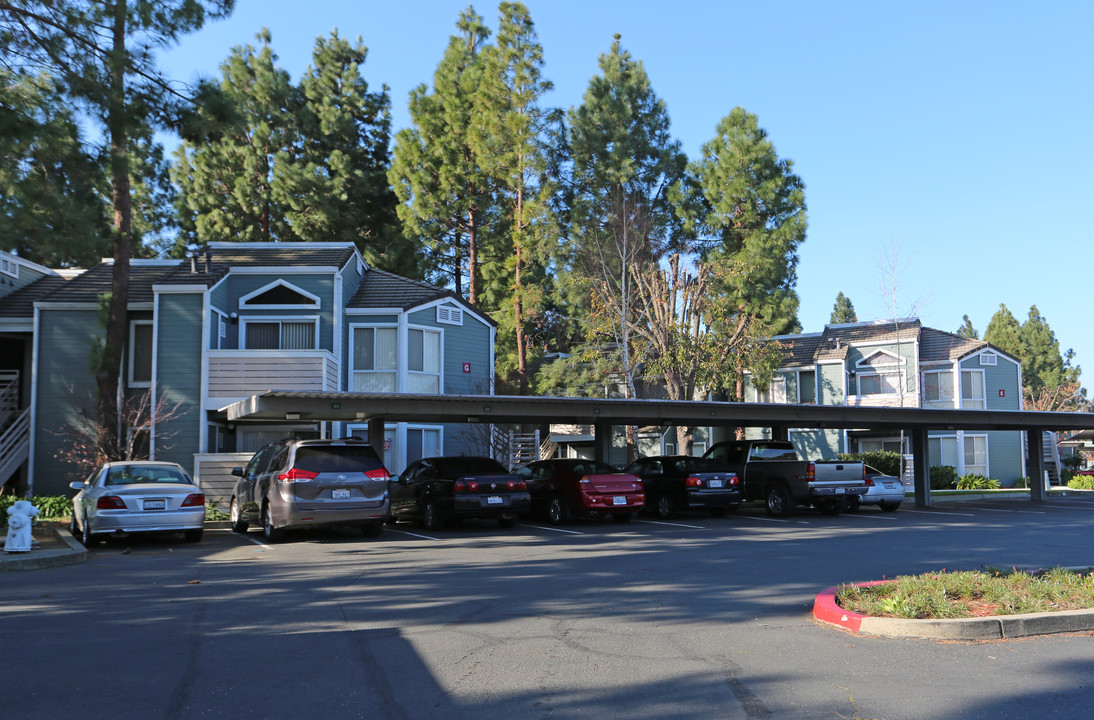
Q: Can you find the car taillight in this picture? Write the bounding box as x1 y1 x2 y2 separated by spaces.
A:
517 480 526 490
454 480 467 492
96 495 126 509
685 476 703 488
278 467 318 482
364 468 390 481
865 477 875 487
181 493 205 507
507 480 517 490
729 474 739 486
507 480 526 490
805 462 816 481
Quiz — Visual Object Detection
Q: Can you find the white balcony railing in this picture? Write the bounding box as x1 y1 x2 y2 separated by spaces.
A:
845 393 920 408
207 350 338 402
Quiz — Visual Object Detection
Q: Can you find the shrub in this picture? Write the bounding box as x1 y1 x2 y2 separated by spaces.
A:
956 474 1001 490
1061 469 1077 484
1061 454 1084 469
929 465 957 490
205 497 230 521
1067 475 1094 490
838 450 903 477
0 494 72 529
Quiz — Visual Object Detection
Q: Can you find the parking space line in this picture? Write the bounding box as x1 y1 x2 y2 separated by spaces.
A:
730 515 808 524
902 509 976 517
964 507 1046 515
388 528 441 541
838 512 899 520
520 523 584 535
242 535 276 550
635 519 706 529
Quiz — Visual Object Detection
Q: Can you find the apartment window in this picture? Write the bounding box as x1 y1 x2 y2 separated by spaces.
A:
858 372 901 395
964 435 988 476
798 370 816 403
922 370 954 407
961 370 986 410
243 319 317 350
352 327 397 392
406 426 442 465
128 321 154 387
408 327 442 394
928 436 958 468
756 377 787 403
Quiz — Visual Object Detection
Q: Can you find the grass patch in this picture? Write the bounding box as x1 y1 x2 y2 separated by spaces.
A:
836 567 1094 619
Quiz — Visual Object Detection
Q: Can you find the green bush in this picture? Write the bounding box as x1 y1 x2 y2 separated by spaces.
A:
956 474 1000 490
205 497 230 521
1067 475 1094 490
1061 454 1084 469
838 450 903 477
1061 468 1077 484
0 494 72 529
929 465 957 490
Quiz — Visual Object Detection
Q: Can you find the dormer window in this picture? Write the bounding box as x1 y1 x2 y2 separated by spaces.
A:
239 280 320 309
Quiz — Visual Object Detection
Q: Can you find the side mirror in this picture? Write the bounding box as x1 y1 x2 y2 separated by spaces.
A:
231 467 243 477
69 481 85 491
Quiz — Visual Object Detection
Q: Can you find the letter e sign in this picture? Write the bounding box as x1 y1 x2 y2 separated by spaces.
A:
463 362 471 374
999 389 1005 397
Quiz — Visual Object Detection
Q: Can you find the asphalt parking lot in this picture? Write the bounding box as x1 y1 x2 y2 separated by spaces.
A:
5 497 1094 720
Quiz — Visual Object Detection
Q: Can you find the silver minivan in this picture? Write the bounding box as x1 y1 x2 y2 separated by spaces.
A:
230 438 391 542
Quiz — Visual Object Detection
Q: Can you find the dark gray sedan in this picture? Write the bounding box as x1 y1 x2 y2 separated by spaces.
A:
622 455 741 519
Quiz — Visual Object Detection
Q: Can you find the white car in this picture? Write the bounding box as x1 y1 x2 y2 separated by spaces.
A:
845 465 905 512
70 461 205 546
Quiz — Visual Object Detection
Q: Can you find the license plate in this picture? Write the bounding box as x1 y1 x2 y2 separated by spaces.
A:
836 488 846 494
332 489 351 500
486 496 503 505
708 479 723 488
612 496 627 505
143 499 165 511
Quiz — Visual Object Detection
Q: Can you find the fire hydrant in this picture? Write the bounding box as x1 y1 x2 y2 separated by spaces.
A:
5 500 40 553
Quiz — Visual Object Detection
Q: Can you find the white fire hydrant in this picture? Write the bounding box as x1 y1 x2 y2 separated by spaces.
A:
5 500 40 553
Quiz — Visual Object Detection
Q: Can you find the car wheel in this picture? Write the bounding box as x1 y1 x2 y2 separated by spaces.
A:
184 528 203 543
80 515 100 548
879 501 901 512
361 521 383 538
422 499 442 531
69 513 79 537
611 512 633 524
498 514 518 529
817 500 842 515
844 495 861 513
765 484 794 518
547 496 570 525
261 503 285 543
709 507 728 518
655 494 677 520
229 497 248 533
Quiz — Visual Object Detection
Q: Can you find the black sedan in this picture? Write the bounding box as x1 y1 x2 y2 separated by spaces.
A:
622 455 740 519
390 456 531 530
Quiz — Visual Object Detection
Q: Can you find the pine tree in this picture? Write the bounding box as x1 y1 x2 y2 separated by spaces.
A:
830 292 857 324
956 314 979 339
983 304 1022 358
1 0 234 461
1019 306 1077 395
389 7 495 302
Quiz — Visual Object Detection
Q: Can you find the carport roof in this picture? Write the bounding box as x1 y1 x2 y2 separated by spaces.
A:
219 392 1094 433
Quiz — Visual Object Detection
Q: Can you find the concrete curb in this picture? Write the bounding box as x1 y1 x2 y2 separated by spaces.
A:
813 582 1094 640
0 526 88 572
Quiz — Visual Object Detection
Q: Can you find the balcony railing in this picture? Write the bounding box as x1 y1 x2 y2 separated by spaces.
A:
845 393 920 408
207 350 338 403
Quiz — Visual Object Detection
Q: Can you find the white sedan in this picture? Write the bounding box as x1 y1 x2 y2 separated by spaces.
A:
844 465 905 512
70 461 205 546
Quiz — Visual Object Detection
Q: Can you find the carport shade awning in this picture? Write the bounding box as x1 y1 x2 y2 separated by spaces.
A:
218 392 1094 433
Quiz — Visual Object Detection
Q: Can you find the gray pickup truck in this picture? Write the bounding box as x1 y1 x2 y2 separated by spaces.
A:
703 440 867 517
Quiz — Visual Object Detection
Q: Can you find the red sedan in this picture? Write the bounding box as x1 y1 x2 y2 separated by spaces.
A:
517 459 645 524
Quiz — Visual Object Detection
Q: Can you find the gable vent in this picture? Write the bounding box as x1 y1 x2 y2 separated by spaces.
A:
437 305 463 326
0 255 18 279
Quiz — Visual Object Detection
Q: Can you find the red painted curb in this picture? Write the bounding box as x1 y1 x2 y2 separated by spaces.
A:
812 580 892 632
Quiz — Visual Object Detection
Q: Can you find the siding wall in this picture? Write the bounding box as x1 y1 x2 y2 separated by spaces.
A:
154 293 204 474
32 308 101 495
817 363 845 405
407 305 493 396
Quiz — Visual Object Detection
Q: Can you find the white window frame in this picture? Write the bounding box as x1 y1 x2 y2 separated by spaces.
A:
350 324 399 393
855 350 906 396
239 279 320 309
979 352 998 366
960 369 986 410
963 434 989 476
922 369 955 408
239 316 320 350
756 376 788 403
128 320 154 388
407 325 443 395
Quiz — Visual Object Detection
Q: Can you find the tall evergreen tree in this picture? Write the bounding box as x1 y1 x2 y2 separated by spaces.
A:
475 2 553 392
956 314 979 339
1019 306 1078 395
389 7 495 302
1 0 234 461
830 292 857 324
685 107 806 400
983 304 1022 357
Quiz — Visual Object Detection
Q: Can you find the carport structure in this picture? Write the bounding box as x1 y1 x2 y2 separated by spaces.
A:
221 392 1094 508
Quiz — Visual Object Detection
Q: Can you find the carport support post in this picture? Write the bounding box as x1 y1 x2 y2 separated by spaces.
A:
593 420 612 465
1028 428 1045 502
770 425 788 442
911 427 931 508
367 420 386 461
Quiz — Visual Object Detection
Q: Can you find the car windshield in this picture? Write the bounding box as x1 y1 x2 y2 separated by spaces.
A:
106 465 191 485
294 447 385 474
437 457 508 476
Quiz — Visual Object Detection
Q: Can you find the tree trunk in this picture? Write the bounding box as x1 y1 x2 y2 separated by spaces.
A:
97 0 132 462
514 187 527 394
467 206 478 305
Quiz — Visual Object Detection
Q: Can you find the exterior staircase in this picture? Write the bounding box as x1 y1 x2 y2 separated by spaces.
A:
1043 431 1062 485
0 371 30 490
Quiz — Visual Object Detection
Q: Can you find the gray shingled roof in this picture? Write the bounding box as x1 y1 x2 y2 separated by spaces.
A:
350 268 457 309
918 326 1018 364
0 275 69 319
771 333 823 367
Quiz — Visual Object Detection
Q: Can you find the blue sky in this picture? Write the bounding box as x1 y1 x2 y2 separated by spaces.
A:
159 1 1093 385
